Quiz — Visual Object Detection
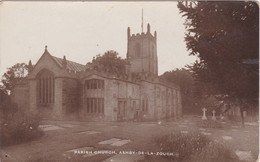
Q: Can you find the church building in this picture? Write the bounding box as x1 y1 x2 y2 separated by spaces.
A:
12 24 182 121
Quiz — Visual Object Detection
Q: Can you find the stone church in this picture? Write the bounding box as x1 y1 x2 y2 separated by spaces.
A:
13 24 182 121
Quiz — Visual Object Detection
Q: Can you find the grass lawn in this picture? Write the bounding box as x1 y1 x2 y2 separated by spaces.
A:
1 115 259 162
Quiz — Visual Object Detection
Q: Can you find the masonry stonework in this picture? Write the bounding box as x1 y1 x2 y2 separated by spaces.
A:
12 24 182 121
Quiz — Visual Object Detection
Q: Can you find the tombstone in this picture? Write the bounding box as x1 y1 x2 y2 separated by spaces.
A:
202 108 207 120
212 110 216 120
220 114 225 120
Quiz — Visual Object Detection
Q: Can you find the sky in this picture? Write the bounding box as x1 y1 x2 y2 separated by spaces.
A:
0 1 197 76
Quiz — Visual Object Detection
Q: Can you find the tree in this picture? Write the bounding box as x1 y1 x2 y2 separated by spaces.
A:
161 68 211 114
178 2 259 127
161 68 196 114
0 63 28 117
87 50 129 76
1 63 28 95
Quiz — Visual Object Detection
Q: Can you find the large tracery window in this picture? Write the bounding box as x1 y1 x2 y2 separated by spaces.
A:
85 79 104 89
141 97 149 113
37 69 55 105
85 98 104 114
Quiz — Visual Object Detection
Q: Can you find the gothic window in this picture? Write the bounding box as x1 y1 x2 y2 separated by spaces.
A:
36 69 55 105
135 43 141 57
141 97 149 112
85 79 104 90
156 88 161 98
152 45 154 59
85 98 104 114
142 99 145 111
145 99 149 112
132 101 136 111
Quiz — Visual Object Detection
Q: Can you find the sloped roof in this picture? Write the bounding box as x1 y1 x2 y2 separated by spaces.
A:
52 56 86 72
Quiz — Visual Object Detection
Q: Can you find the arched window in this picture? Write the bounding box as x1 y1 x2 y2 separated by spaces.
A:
135 43 141 57
36 69 55 105
141 96 149 113
152 45 155 59
145 98 149 112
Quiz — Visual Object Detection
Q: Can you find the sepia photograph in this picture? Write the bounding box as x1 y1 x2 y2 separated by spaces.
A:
0 1 259 162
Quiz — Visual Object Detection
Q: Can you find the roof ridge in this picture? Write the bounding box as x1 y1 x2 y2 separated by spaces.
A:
51 55 85 67
51 55 86 72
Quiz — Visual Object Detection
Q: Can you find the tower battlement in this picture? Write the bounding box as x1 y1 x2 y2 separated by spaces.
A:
127 24 157 41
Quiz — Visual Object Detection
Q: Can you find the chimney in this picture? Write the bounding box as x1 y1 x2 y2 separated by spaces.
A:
62 56 67 69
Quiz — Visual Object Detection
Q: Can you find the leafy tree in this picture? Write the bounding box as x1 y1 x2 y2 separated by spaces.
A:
0 63 28 117
161 68 214 114
161 68 198 114
1 63 28 95
178 2 259 127
87 50 129 76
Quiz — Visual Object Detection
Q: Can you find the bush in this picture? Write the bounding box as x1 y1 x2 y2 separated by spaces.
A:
1 111 44 146
155 132 209 161
191 141 237 162
155 132 237 162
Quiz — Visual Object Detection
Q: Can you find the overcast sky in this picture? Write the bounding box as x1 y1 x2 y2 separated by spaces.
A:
0 1 196 76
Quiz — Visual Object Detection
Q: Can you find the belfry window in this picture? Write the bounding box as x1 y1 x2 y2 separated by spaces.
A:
135 43 141 57
36 69 55 105
152 46 155 59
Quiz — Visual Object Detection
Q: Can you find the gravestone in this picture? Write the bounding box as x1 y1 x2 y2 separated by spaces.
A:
110 139 131 146
220 114 225 120
235 150 254 162
99 138 121 145
39 125 64 131
199 128 206 131
222 136 233 140
202 108 207 120
212 110 216 120
99 138 130 147
181 130 188 134
201 132 211 135
78 130 101 135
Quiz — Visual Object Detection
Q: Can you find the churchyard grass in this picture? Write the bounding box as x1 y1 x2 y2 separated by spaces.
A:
1 115 258 162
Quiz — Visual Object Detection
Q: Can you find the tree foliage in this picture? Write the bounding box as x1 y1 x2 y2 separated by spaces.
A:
178 2 259 104
87 50 129 76
161 68 203 114
1 63 28 95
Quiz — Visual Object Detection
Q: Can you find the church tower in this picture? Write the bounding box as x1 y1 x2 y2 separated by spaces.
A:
126 24 158 76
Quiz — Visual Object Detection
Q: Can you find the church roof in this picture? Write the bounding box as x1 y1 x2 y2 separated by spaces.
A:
52 56 86 72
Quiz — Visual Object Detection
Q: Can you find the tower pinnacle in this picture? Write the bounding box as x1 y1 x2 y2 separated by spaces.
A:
141 8 143 33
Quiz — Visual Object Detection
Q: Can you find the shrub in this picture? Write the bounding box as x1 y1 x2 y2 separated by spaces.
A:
155 132 237 162
190 141 237 162
155 132 210 161
1 111 44 146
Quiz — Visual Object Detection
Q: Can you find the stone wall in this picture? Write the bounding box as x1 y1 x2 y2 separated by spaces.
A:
29 79 37 114
62 78 80 120
12 81 29 112
52 78 63 119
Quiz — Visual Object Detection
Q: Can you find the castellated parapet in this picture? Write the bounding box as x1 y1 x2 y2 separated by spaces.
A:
127 23 158 76
127 24 157 41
